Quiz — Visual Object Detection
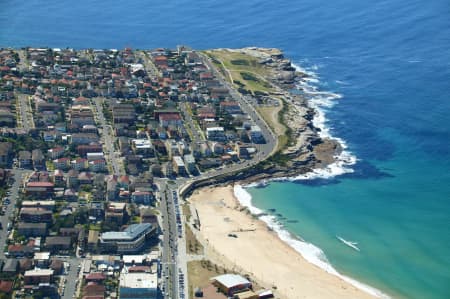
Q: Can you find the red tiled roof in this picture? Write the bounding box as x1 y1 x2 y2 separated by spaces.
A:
27 181 54 187
8 244 24 252
159 114 181 121
0 281 13 293
128 266 151 273
85 272 106 281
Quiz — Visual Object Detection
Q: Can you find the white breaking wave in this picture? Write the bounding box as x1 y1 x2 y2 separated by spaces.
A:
233 185 390 299
230 63 390 298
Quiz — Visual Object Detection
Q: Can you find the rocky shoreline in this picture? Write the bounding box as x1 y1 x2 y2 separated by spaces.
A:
228 47 342 184
181 47 343 194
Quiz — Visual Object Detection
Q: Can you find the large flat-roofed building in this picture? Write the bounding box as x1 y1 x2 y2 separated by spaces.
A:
119 272 158 299
99 223 155 253
206 127 226 141
17 222 48 237
24 269 54 286
25 181 54 198
211 274 252 296
21 200 55 211
20 207 53 223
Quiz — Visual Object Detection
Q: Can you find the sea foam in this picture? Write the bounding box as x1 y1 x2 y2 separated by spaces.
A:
233 185 390 299
232 64 389 298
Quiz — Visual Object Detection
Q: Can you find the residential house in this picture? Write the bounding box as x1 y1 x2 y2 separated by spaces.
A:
21 200 55 210
206 127 226 141
131 191 154 205
24 269 54 286
20 207 53 223
53 169 65 186
87 230 99 253
18 150 32 168
67 169 79 188
105 202 126 225
45 236 72 252
17 222 48 237
32 149 45 169
77 144 103 157
183 154 196 174
71 133 99 145
220 100 241 114
25 181 54 198
2 258 19 274
159 113 182 128
173 156 187 176
0 142 13 167
89 159 106 172
72 158 88 171
78 172 93 185
106 177 118 201
7 245 34 258
53 157 70 170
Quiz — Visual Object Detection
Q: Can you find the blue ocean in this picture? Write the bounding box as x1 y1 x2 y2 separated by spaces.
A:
1 0 449 298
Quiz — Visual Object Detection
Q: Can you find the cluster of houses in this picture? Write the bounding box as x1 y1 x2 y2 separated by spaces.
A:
0 45 274 299
1 46 267 178
0 250 161 299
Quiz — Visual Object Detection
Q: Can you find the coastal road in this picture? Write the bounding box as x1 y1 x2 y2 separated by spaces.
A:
158 180 180 299
200 53 277 158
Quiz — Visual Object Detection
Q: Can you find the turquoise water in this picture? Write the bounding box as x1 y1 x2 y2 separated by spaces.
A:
1 0 449 298
247 133 450 299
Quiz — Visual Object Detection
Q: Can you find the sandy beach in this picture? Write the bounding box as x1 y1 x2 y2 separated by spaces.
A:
188 186 377 299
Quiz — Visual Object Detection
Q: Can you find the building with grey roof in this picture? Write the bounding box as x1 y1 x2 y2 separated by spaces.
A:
99 223 156 253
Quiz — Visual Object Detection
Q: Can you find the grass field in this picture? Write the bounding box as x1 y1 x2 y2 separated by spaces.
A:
204 50 273 93
187 260 229 299
205 49 291 153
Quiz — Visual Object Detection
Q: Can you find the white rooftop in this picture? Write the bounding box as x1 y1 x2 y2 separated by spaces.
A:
34 252 51 260
119 272 157 289
206 127 224 132
212 274 251 288
25 268 54 277
123 255 146 264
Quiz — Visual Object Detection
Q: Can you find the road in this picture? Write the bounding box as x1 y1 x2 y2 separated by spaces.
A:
91 98 124 176
16 94 35 131
0 169 31 260
180 103 204 144
62 257 83 299
201 53 277 158
152 55 278 299
137 51 162 78
158 180 179 299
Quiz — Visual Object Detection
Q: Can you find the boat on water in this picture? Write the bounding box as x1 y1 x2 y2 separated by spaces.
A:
336 236 360 251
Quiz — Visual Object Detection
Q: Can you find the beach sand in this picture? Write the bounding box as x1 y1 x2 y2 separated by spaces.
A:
188 186 377 299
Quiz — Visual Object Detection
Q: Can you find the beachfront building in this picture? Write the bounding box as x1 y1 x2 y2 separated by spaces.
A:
99 223 156 253
211 274 252 296
119 272 158 299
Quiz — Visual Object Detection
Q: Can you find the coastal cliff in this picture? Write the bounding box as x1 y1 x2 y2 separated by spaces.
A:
202 47 342 186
